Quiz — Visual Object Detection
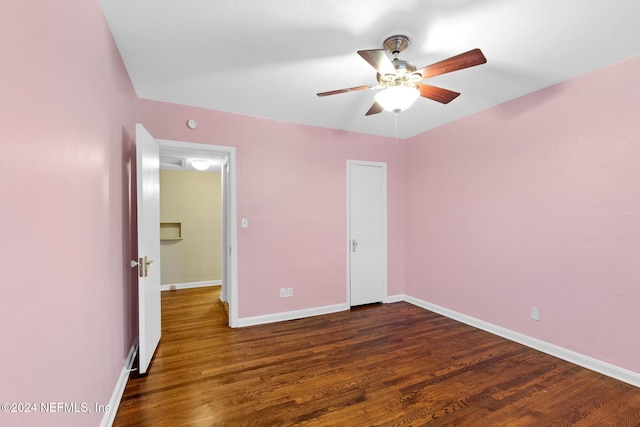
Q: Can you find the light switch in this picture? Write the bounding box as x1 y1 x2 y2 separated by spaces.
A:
241 218 249 228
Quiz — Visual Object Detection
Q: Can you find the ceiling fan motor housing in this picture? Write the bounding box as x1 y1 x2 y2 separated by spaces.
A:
377 60 421 87
377 35 422 88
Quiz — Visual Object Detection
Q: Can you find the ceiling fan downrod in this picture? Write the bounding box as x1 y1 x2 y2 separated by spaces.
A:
383 34 410 58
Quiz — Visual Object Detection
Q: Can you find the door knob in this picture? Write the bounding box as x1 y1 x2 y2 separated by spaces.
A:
131 257 152 277
144 256 153 277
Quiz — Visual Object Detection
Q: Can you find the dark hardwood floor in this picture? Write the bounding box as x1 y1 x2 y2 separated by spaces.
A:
114 287 640 426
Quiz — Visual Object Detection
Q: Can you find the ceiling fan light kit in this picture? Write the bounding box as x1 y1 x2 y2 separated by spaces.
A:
375 85 420 113
317 34 486 116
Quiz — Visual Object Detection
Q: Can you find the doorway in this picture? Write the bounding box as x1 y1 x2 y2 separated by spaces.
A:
157 139 239 327
346 160 387 306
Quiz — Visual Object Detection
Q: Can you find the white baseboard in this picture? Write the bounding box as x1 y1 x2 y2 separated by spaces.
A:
404 295 640 389
237 303 350 328
384 293 406 303
237 293 404 327
161 280 221 291
101 339 138 427
236 294 403 327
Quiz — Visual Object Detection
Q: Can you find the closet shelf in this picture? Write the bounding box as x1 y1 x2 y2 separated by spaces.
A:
160 222 182 240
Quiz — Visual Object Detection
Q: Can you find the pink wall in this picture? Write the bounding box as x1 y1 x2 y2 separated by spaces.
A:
136 100 405 318
3 1 636 422
0 1 137 426
405 55 640 373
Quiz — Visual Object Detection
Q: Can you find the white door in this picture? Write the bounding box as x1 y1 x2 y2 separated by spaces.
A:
135 123 161 375
348 161 387 306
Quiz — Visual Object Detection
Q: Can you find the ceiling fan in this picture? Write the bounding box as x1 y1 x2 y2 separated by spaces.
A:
317 35 487 115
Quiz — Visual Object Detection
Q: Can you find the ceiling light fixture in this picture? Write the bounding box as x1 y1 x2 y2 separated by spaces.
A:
191 159 211 171
374 85 420 113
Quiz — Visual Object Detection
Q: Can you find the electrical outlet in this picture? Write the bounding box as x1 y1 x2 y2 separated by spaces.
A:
287 288 293 297
531 307 540 321
279 288 286 298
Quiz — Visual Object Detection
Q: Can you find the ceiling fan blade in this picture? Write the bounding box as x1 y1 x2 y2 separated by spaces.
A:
365 102 383 116
417 84 460 104
417 48 487 79
357 49 396 75
316 84 375 97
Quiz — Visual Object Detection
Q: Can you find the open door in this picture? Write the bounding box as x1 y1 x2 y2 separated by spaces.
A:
155 138 239 327
135 123 161 375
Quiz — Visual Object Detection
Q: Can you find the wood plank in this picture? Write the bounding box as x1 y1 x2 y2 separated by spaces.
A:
114 287 640 426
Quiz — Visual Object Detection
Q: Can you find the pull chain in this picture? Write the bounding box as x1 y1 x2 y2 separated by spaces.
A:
394 112 399 144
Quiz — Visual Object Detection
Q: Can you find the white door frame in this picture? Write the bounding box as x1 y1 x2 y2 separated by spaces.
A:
157 138 239 327
220 155 230 304
346 160 388 306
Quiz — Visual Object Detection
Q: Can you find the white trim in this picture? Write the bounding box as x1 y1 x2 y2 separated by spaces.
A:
346 160 388 307
161 280 221 291
384 293 405 303
404 295 640 389
236 303 350 328
156 139 239 328
101 340 138 427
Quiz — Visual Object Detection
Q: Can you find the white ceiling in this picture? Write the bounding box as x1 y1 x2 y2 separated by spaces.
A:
100 0 640 139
